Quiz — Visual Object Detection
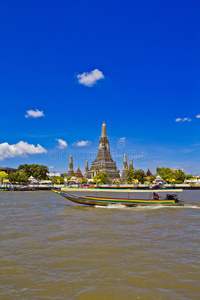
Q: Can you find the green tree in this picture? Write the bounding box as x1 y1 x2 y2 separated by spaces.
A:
19 172 29 183
93 173 110 184
9 171 29 183
156 167 186 183
126 169 147 184
9 172 17 183
126 169 134 183
18 164 49 180
80 178 88 185
0 171 8 181
149 175 156 183
18 164 32 176
133 170 147 184
156 167 174 183
174 170 186 183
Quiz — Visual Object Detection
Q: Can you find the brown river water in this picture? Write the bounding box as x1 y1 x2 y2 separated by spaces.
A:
0 190 200 300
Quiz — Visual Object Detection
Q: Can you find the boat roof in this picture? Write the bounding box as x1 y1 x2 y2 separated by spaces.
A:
61 188 183 193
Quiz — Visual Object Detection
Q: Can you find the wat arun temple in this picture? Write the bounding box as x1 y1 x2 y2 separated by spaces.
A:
86 121 120 180
68 121 152 181
68 121 120 180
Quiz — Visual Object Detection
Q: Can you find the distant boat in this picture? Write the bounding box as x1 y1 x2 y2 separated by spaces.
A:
54 188 185 207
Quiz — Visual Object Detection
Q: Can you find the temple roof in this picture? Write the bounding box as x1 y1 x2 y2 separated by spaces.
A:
76 167 81 173
146 168 152 177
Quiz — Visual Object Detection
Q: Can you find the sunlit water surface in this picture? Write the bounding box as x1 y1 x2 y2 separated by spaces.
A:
0 191 200 300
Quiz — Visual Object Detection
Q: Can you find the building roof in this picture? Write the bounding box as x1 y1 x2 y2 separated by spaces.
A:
0 167 17 174
76 167 82 173
146 169 152 177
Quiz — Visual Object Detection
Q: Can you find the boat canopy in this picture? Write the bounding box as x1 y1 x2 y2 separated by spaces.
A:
61 188 183 193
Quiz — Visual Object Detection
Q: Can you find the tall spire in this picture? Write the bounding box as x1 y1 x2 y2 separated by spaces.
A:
121 153 128 181
129 159 134 171
101 121 107 137
85 160 89 173
68 155 74 176
85 160 89 178
123 154 128 172
85 121 120 180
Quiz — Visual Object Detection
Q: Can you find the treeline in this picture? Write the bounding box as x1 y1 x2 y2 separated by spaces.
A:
0 164 49 184
125 169 147 184
92 167 193 185
152 167 191 184
0 164 194 185
125 167 192 184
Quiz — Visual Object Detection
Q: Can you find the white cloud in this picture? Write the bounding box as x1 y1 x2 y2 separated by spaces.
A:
25 109 45 118
56 139 68 149
77 69 104 87
73 141 91 147
0 141 47 161
196 114 200 118
48 166 54 169
175 118 191 122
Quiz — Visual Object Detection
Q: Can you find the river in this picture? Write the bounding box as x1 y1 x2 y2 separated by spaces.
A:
0 190 200 299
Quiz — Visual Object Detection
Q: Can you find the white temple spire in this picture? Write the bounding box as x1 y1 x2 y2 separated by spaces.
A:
101 121 107 137
68 155 74 176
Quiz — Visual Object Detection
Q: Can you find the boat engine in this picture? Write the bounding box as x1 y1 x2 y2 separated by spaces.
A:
166 194 178 203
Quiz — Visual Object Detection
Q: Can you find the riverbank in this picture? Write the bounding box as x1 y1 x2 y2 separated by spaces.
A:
1 183 200 191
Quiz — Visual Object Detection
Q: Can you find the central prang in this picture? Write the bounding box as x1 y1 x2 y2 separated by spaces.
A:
85 121 120 180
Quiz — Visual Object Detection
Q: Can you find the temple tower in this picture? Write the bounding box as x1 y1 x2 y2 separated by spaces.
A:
123 154 128 171
68 155 74 176
129 159 134 171
121 153 128 180
101 121 107 137
86 121 120 180
85 160 89 177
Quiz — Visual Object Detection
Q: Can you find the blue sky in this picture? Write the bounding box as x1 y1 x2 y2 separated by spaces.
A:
0 0 200 175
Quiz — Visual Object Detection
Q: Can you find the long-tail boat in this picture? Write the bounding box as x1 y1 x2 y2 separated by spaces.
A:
54 188 185 207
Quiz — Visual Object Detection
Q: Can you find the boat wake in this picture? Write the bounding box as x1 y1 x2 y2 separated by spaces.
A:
95 204 171 210
187 205 200 209
95 204 127 209
134 205 200 210
95 204 200 210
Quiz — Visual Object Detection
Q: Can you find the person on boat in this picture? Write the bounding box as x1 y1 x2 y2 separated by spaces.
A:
153 192 159 200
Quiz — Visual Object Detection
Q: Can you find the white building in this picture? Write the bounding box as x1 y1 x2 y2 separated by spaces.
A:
185 176 200 184
48 173 65 178
153 175 164 184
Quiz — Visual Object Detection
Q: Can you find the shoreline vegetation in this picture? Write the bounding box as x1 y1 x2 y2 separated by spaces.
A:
0 164 199 191
1 183 200 191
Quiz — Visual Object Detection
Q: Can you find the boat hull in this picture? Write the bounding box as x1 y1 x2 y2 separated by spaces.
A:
59 192 183 207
